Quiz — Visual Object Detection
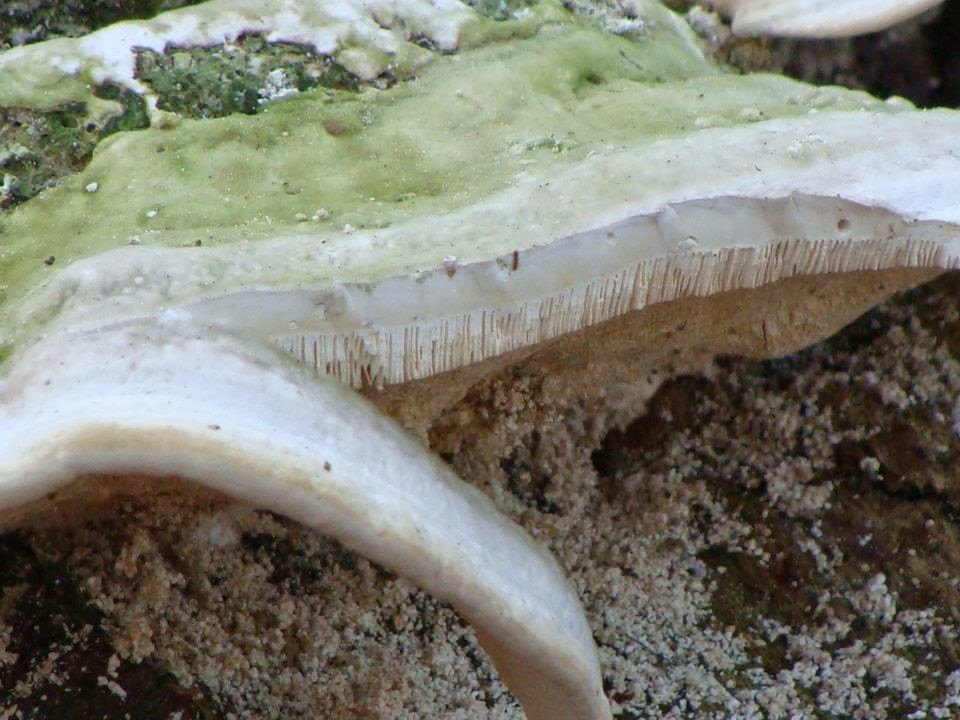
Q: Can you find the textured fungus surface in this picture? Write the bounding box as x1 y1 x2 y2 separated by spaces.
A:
4 274 960 719
712 0 946 38
1 0 959 718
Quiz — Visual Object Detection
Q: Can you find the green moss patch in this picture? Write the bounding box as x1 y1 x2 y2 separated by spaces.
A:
0 84 148 209
464 0 539 21
136 35 370 120
1 102 93 208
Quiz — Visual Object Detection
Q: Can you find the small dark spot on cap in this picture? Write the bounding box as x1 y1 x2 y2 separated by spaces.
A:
324 121 347 136
194 239 203 246
323 461 331 471
511 250 519 271
208 424 221 431
837 218 851 231
43 256 55 266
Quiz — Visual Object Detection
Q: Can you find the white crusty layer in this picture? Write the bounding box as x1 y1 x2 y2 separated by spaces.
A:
713 0 945 38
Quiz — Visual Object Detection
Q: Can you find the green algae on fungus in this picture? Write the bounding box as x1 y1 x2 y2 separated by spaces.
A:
1 2 960 719
0 0 479 209
0 0 480 117
0 2 893 346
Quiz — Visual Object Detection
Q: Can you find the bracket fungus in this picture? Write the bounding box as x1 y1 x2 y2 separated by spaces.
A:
0 0 958 717
712 0 947 38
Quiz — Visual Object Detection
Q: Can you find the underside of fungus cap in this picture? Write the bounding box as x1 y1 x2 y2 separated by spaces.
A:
1 1 959 719
711 0 946 38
